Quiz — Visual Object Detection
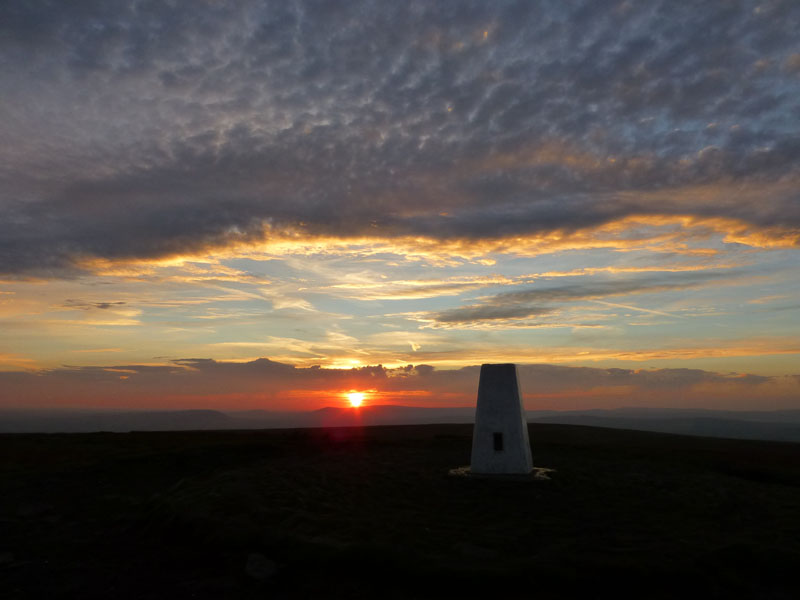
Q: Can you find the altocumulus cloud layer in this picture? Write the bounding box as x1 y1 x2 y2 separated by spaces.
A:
2 0 800 276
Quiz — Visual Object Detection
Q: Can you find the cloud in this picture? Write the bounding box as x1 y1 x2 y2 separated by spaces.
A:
61 300 127 311
0 357 796 411
424 270 737 325
327 274 517 300
432 304 555 324
1 1 799 276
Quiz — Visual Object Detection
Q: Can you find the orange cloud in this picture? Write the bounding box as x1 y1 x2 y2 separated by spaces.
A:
63 212 795 279
2 358 798 412
357 336 800 369
0 352 40 371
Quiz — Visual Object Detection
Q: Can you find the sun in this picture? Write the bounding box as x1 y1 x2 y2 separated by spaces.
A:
346 392 365 407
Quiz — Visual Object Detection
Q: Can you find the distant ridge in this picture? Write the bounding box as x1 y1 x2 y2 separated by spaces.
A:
529 411 800 443
308 404 475 427
0 409 231 433
1 405 799 442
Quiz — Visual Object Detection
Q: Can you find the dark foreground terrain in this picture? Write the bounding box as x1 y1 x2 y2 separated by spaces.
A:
2 424 799 599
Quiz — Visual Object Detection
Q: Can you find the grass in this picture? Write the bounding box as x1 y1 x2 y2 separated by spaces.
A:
1 424 799 598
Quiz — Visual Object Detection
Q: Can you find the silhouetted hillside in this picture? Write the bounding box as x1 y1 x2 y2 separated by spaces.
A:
1 424 799 598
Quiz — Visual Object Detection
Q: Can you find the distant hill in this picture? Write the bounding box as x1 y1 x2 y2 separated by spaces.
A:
527 407 800 443
302 405 475 427
2 405 800 442
0 409 231 433
530 414 800 443
531 406 800 423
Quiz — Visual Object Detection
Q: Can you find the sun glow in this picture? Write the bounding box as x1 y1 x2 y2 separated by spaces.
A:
346 391 365 407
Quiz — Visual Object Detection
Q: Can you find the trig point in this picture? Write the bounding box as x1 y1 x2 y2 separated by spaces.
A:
470 363 533 474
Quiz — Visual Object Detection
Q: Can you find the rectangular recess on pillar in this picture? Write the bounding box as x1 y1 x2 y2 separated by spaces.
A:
493 432 504 452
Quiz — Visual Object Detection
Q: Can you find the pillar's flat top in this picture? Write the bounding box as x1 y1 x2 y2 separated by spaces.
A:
480 363 516 369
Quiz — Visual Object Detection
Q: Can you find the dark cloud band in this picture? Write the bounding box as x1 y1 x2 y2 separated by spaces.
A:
0 358 791 412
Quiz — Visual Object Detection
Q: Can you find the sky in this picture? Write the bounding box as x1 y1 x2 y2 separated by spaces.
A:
1 0 799 412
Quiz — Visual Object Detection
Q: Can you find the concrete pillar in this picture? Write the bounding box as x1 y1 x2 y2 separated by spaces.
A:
470 363 532 474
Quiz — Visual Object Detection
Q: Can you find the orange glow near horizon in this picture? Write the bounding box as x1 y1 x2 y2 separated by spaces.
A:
346 391 365 407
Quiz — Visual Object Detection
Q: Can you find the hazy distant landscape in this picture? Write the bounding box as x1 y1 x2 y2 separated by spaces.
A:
4 406 800 442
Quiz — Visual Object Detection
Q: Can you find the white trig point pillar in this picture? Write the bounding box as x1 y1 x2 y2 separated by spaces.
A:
470 363 533 474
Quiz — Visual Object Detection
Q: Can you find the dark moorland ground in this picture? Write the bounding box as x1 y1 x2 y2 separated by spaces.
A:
2 423 799 599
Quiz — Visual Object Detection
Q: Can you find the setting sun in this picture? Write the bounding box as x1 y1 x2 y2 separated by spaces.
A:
346 392 365 407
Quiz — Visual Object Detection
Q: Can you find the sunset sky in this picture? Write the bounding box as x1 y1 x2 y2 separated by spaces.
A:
1 1 799 411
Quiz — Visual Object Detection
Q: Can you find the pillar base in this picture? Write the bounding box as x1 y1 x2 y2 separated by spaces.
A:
448 465 555 481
